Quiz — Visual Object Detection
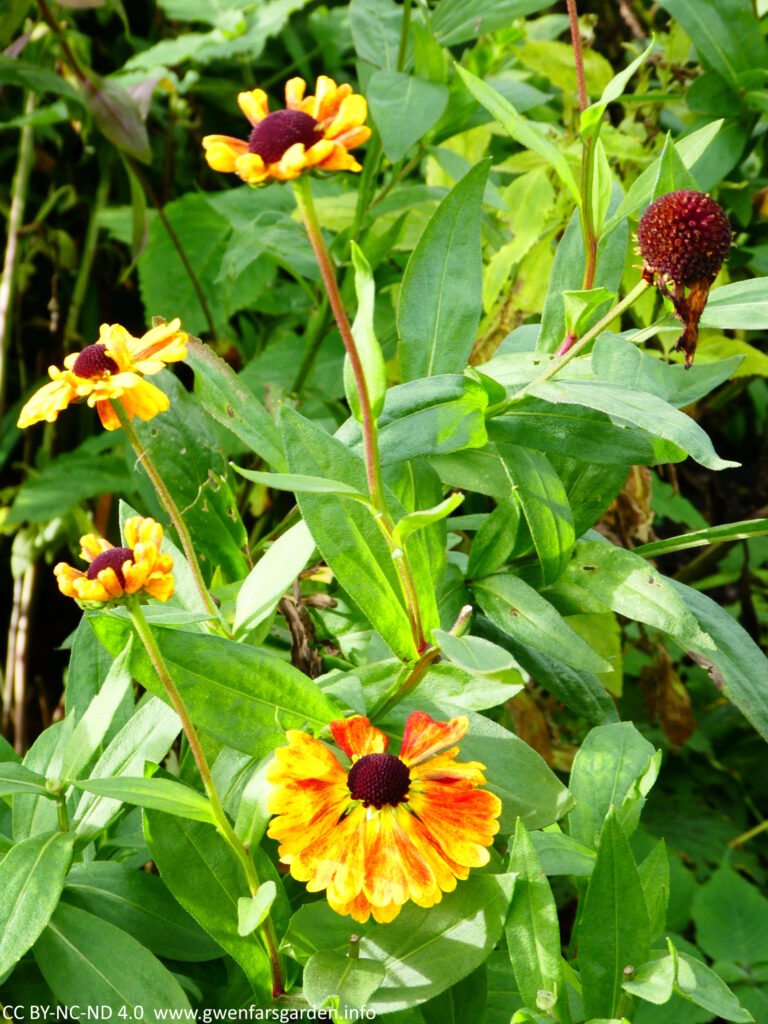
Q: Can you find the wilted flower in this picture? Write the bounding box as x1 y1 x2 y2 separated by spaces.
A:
17 319 187 431
54 517 174 605
202 76 370 185
637 190 732 367
266 712 502 924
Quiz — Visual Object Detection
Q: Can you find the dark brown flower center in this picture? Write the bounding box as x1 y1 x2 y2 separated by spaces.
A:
347 753 410 809
72 343 119 379
637 190 732 286
87 547 134 588
248 109 319 164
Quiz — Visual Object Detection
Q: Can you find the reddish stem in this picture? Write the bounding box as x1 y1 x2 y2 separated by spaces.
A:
567 0 588 112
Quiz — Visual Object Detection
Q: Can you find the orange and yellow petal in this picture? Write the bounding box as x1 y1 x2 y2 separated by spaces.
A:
407 786 501 867
234 153 269 184
409 749 488 787
130 319 187 369
330 716 388 760
203 135 249 173
17 378 78 428
124 516 164 551
284 77 306 110
303 138 336 168
270 142 309 181
327 94 368 139
53 563 86 599
143 573 175 602
268 730 349 789
399 711 469 767
237 89 269 126
117 379 170 424
123 557 151 594
313 143 362 173
96 399 122 431
334 124 372 151
80 534 113 563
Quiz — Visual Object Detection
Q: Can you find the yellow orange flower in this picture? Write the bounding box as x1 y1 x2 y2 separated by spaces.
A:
202 75 371 185
54 517 174 605
266 712 501 924
17 319 187 432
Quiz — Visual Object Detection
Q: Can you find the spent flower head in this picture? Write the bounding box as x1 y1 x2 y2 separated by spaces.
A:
203 75 370 185
266 711 501 924
54 516 174 606
637 190 732 367
17 319 187 431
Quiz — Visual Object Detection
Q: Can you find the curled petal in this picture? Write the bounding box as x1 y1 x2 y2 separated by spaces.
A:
80 534 113 563
237 89 269 125
327 94 367 138
17 379 77 428
235 153 269 184
284 77 306 110
399 711 469 766
96 399 121 431
203 135 249 173
53 563 85 599
270 142 308 181
333 124 372 150
143 573 175 602
330 716 388 759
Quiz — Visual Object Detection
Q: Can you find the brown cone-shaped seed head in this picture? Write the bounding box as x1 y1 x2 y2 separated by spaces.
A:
248 109 319 164
637 190 731 286
72 343 119 379
347 753 410 809
87 547 134 588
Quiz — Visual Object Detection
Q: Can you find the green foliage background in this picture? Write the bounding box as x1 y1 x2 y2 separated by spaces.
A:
1 0 768 1020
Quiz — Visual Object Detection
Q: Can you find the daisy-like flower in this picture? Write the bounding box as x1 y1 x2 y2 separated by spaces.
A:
17 319 187 431
54 516 174 605
202 75 371 185
266 711 502 924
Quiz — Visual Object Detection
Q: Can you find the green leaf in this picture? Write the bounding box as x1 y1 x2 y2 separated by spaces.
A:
466 500 522 578
558 540 714 652
392 492 465 548
71 776 216 824
651 133 699 198
349 0 404 68
232 466 369 501
398 161 490 381
489 400 684 467
59 637 134 783
604 121 723 233
303 950 385 1012
13 718 75 840
580 40 654 138
234 520 316 637
34 902 190 1012
368 71 449 162
693 866 768 966
433 630 520 677
63 861 221 962
144 810 272 998
474 573 612 674
0 763 52 799
495 444 575 585
185 339 285 470
568 722 659 849
638 840 670 941
421 966 487 1024
432 0 551 45
527 380 737 471
670 580 768 742
71 696 181 843
456 66 579 203
345 241 387 420
82 75 151 163
6 449 128 525
0 832 75 977
339 375 489 465
283 873 516 1012
675 949 754 1022
635 518 768 558
506 820 569 1022
0 56 81 99
529 829 596 877
280 407 421 660
88 615 340 758
700 278 768 331
579 810 651 1020
622 954 675 1005
563 287 616 338
237 882 277 937
657 0 768 87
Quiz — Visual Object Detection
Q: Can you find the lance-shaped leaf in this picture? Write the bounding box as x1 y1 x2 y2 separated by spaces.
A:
345 241 387 421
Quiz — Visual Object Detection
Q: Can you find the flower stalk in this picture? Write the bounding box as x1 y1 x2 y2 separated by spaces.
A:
126 598 284 997
110 399 219 622
292 176 426 651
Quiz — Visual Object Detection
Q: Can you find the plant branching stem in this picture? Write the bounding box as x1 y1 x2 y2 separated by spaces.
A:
487 279 650 417
0 92 36 420
127 599 284 998
292 177 425 651
125 158 218 342
566 0 588 112
111 400 219 621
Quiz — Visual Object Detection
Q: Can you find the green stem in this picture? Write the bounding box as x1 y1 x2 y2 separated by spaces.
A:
0 92 36 421
396 0 413 71
370 646 440 720
57 797 70 832
65 158 112 347
127 599 284 998
292 176 426 651
487 279 650 416
292 294 329 394
111 399 219 621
